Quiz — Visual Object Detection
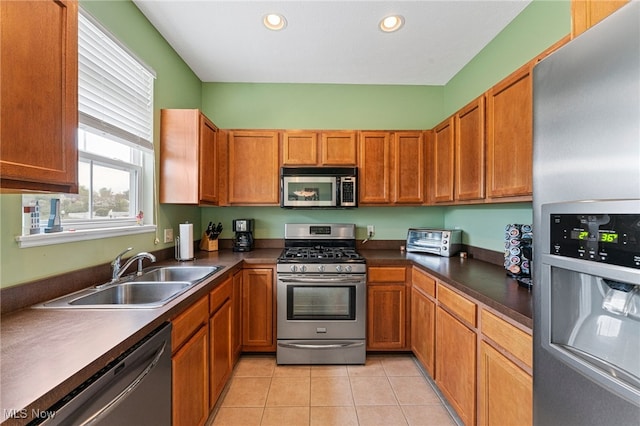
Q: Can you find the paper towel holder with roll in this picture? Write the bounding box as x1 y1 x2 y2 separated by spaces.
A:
175 222 196 261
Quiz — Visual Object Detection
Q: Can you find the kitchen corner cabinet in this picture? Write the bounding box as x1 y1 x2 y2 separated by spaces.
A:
1 0 78 193
429 118 455 203
572 0 629 38
209 276 233 407
242 266 275 351
455 96 485 201
228 131 280 205
486 63 533 200
435 284 477 426
172 296 209 426
367 266 409 350
410 267 436 378
479 309 533 426
282 131 357 166
160 109 219 204
359 131 425 205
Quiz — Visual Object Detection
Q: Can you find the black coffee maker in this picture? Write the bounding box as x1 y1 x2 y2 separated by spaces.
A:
232 219 254 252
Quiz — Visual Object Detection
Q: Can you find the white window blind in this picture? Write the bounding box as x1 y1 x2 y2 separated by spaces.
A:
78 11 155 151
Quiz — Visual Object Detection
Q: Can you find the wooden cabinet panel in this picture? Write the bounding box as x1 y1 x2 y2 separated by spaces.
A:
412 267 436 298
455 96 485 201
430 118 455 203
321 131 357 165
359 131 392 204
479 341 532 426
228 131 279 204
368 266 406 283
411 286 436 377
172 296 209 353
481 309 532 369
438 284 477 327
367 283 407 350
160 109 219 204
172 325 209 426
1 0 78 193
572 0 629 37
210 277 233 407
486 63 533 199
436 306 476 426
242 268 275 350
232 270 243 362
394 131 426 204
282 131 318 165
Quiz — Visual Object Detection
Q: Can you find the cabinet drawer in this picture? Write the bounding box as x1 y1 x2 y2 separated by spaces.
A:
368 267 406 283
412 267 435 297
437 284 477 327
210 276 233 313
481 309 532 368
172 296 208 353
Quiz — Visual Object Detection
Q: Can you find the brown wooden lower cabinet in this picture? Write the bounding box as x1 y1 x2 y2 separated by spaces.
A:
435 306 477 426
366 266 409 350
479 341 532 426
209 277 233 407
242 267 275 351
410 285 436 377
232 269 243 362
171 297 209 426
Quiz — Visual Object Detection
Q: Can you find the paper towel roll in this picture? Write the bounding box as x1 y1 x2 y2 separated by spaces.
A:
179 222 194 260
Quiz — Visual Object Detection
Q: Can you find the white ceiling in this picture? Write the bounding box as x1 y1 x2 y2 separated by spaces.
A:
132 0 532 86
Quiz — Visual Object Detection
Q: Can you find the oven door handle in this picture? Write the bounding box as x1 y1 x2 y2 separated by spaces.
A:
278 277 364 284
278 342 365 350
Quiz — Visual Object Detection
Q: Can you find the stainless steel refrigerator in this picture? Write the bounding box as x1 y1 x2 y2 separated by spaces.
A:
532 1 640 425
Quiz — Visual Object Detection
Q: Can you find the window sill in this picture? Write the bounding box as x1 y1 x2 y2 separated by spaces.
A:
15 225 157 248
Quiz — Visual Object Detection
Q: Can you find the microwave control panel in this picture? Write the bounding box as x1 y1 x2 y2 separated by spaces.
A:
550 213 640 269
340 177 356 206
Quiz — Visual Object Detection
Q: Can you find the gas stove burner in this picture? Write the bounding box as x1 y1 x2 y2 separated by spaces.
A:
280 246 364 262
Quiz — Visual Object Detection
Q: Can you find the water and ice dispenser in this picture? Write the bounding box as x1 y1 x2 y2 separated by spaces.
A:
540 200 640 406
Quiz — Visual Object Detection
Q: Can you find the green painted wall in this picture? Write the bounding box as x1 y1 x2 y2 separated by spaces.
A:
0 0 570 289
0 0 202 288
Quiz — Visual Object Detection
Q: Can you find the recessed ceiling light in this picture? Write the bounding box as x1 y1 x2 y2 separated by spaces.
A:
263 13 287 31
379 15 404 33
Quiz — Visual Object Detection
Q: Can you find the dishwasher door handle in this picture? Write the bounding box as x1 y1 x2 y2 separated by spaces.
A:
79 341 167 426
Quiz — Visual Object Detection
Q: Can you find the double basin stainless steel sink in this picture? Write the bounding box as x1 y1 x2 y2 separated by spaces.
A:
35 266 221 309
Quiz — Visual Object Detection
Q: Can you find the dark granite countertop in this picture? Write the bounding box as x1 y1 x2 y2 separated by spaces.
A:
0 247 531 425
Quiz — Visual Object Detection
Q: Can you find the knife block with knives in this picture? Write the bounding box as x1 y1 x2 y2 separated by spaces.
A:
200 221 222 252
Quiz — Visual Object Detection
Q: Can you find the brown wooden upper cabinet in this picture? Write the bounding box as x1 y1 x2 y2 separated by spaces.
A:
1 0 78 193
160 109 219 205
359 131 425 205
429 118 455 203
572 0 629 38
282 131 357 166
486 63 533 200
228 130 280 205
455 96 486 202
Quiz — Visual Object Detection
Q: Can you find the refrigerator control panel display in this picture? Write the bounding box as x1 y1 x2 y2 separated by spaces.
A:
550 213 640 269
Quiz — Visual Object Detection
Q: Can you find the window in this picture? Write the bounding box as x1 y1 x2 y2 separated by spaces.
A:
18 9 156 247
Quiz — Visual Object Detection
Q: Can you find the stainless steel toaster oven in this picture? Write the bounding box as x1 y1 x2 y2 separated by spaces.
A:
406 228 462 257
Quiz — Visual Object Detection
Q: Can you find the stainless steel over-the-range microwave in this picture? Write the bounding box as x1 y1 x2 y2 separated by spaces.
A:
280 167 357 208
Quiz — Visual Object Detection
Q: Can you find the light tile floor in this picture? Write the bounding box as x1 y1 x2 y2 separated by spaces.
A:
209 354 459 426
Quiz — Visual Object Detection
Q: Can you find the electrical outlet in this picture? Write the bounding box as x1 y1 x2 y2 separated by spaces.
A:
163 228 174 243
367 225 375 237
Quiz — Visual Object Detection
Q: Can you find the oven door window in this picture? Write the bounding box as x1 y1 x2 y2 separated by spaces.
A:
287 285 356 320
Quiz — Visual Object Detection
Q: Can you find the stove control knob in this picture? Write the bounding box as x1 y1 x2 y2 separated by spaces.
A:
300 265 307 273
290 265 298 273
344 265 352 273
318 265 325 273
335 265 343 272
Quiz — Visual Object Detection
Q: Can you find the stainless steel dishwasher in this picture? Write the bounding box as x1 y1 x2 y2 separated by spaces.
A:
37 323 171 426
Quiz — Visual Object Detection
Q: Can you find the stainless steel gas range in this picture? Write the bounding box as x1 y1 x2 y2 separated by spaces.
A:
276 223 366 365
